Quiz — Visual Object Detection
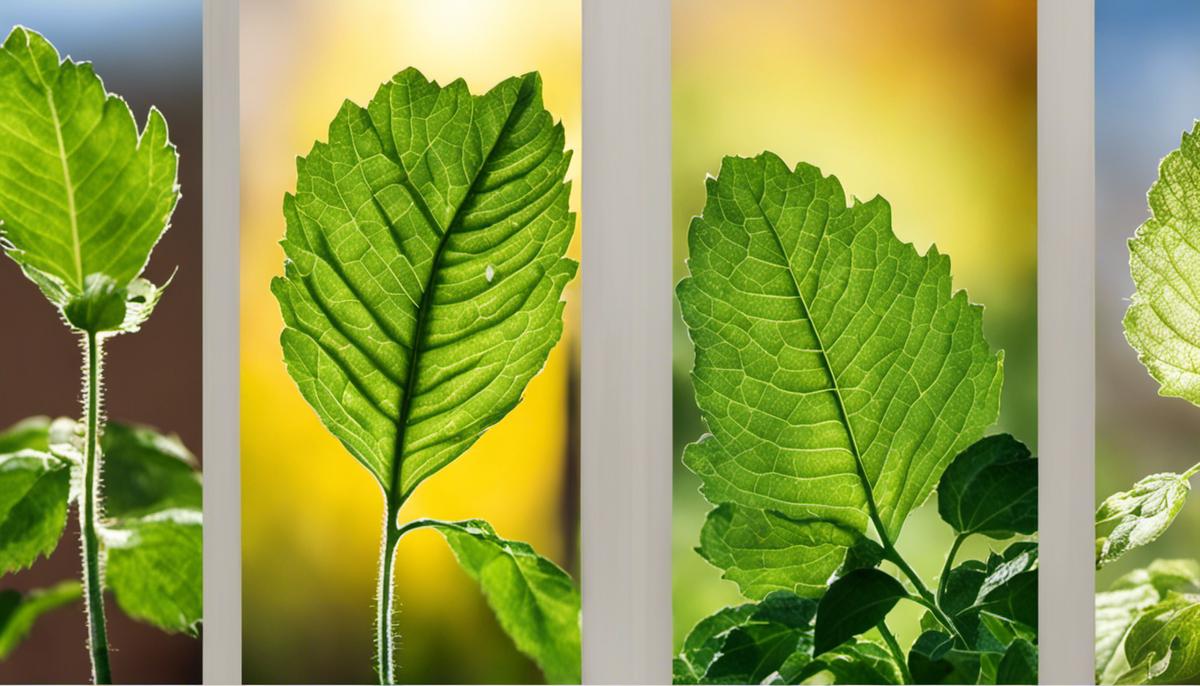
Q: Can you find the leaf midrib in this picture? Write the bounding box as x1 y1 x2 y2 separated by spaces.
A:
384 85 527 510
752 188 886 538
28 51 82 287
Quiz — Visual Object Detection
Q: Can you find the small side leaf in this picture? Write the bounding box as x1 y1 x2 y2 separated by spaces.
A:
103 509 202 635
814 568 906 656
908 630 981 684
937 434 1037 538
800 639 903 685
673 591 816 684
0 449 70 573
1096 560 1199 683
101 421 201 518
410 519 580 684
1096 471 1191 568
1123 592 1200 684
0 581 81 658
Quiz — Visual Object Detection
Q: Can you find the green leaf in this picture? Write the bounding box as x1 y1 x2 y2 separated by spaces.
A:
0 27 178 317
995 639 1037 684
101 421 201 518
0 416 50 453
406 519 579 683
1096 560 1199 683
678 153 1002 551
674 603 757 683
0 448 70 574
674 591 817 684
705 623 808 684
908 630 982 684
937 434 1037 538
0 581 81 658
814 568 906 656
1124 592 1200 684
695 497 858 600
1096 470 1192 568
272 68 576 509
800 639 902 685
1125 121 1200 406
102 508 202 634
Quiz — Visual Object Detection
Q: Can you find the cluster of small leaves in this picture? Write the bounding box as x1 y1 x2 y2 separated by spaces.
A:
273 67 579 683
0 417 203 647
1099 121 1200 686
675 155 1037 684
0 26 201 677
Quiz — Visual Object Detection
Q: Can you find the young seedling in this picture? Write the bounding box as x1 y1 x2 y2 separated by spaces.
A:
0 27 202 684
674 154 1039 684
274 67 580 684
1094 120 1200 685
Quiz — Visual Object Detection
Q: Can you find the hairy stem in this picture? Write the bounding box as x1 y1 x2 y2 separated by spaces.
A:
937 532 968 602
376 505 401 685
79 332 111 684
877 620 911 685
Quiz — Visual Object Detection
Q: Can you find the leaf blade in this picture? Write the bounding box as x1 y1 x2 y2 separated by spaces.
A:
0 27 179 306
273 68 576 507
814 568 906 656
678 153 1003 546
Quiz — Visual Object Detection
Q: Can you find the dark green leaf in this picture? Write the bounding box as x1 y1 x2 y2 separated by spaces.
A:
800 639 902 685
674 591 816 684
0 27 178 318
814 568 906 656
695 498 857 600
0 449 70 574
908 630 981 684
273 68 576 508
706 623 808 684
1096 471 1191 568
408 519 579 683
937 434 1036 538
0 581 80 658
974 571 1037 631
995 638 1037 684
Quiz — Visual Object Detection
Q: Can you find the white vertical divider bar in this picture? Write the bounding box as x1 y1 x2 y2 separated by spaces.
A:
1038 1 1094 683
581 0 673 683
202 0 240 682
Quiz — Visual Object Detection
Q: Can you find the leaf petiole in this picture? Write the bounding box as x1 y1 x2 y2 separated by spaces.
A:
938 532 969 602
876 620 911 685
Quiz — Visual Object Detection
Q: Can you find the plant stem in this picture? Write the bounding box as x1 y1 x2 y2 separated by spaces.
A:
1184 462 1200 480
937 532 968 603
376 505 401 685
877 620 911 684
884 544 962 641
79 331 112 684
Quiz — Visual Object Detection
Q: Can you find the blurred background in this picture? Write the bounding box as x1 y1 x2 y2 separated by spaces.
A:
1096 0 1200 591
0 1 202 684
239 1 579 683
672 0 1037 654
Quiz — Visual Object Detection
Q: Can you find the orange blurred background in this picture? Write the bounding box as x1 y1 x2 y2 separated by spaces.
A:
671 0 1037 653
239 2 580 683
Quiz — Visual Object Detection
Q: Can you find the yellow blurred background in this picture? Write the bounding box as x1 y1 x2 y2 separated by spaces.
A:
671 0 1037 653
239 2 580 683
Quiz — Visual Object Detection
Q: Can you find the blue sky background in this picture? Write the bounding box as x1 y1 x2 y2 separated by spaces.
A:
1097 0 1200 588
